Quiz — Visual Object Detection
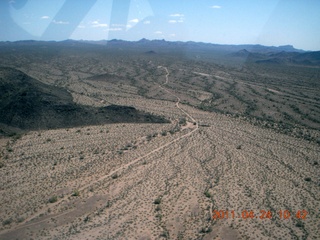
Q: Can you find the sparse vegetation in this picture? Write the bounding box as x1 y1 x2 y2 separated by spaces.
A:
295 221 304 228
146 134 153 141
204 191 211 198
161 131 167 136
179 117 187 126
71 190 80 197
2 218 13 226
0 41 319 240
111 173 118 179
160 231 169 238
304 177 311 182
48 196 58 203
200 227 212 233
17 217 25 223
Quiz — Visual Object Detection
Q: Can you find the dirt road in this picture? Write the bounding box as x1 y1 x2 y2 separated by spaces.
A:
0 66 199 235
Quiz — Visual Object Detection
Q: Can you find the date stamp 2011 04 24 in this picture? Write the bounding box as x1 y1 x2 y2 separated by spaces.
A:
212 210 308 220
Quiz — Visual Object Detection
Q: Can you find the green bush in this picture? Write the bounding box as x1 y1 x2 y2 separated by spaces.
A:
169 130 175 135
156 213 162 220
17 217 25 223
2 218 13 226
154 198 161 204
48 196 58 203
179 117 187 126
161 131 167 136
72 190 80 197
160 231 168 238
204 191 211 198
304 177 311 182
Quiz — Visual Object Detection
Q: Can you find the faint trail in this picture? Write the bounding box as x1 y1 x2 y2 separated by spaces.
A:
158 65 169 84
0 66 199 235
158 66 196 123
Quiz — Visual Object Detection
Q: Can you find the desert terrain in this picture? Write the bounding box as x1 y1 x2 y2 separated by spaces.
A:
0 41 319 239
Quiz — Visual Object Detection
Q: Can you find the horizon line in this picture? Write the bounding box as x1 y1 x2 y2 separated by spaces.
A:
0 38 314 51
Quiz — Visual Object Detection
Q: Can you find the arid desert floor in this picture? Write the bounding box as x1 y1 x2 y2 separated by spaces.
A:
0 43 319 239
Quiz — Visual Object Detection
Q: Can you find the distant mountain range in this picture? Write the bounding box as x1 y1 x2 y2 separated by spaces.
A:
0 38 307 52
1 38 318 67
76 38 307 53
231 49 320 66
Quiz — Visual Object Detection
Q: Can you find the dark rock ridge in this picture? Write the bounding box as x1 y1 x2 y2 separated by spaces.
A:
0 67 169 133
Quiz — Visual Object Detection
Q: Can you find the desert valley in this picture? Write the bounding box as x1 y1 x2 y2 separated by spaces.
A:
0 40 319 239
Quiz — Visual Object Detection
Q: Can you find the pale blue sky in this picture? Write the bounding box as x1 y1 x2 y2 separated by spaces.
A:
1 0 319 50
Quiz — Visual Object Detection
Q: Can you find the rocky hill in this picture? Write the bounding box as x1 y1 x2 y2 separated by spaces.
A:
0 67 169 134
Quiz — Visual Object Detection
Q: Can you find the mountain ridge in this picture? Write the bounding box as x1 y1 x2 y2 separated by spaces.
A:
0 67 169 135
0 40 318 68
0 39 309 52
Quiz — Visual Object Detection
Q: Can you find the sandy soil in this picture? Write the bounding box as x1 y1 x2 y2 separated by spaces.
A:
0 65 319 240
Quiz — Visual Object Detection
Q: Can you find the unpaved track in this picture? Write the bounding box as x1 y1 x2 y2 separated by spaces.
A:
158 66 196 123
0 66 199 235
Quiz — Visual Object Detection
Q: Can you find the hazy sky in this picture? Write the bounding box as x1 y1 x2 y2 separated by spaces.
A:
1 0 319 50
